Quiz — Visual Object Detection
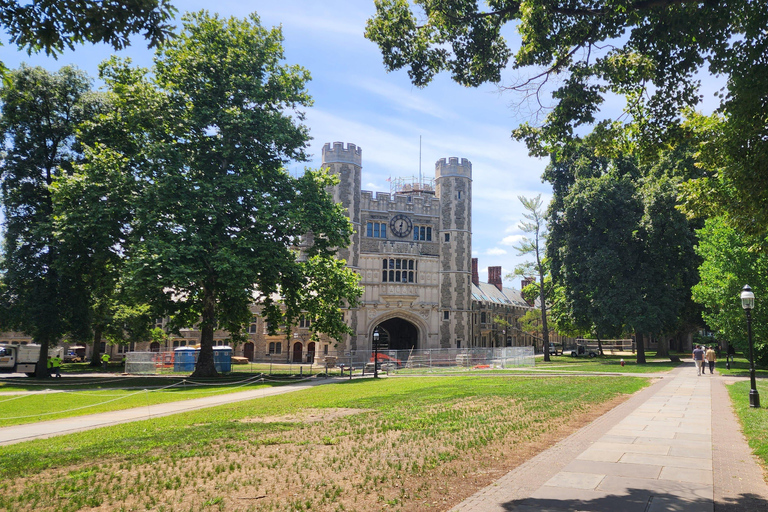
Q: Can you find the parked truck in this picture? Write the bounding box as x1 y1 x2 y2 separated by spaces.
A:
0 344 63 376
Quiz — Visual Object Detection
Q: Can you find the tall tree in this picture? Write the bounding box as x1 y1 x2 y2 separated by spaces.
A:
512 195 551 361
550 170 642 352
366 1 768 233
0 65 102 376
52 141 152 365
692 217 768 364
90 11 360 377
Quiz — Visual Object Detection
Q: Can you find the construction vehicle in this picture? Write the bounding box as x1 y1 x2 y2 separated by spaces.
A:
0 343 63 376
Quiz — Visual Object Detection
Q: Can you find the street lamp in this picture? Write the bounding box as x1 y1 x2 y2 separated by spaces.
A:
741 285 760 408
372 328 380 379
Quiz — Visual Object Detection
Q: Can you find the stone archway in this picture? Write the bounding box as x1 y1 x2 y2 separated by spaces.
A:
374 317 419 351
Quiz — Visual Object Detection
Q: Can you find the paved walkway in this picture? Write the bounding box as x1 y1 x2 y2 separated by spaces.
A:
452 364 768 512
0 378 331 446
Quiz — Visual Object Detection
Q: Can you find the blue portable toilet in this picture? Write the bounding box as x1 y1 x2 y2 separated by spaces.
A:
173 347 197 372
213 346 232 373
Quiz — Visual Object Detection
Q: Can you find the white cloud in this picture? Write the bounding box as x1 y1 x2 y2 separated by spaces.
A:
500 234 525 246
486 247 507 256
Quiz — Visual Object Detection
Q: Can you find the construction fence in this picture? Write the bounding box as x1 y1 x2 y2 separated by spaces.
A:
125 346 535 376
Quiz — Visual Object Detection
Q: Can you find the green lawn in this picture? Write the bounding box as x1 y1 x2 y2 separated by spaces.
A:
530 353 682 373
0 375 292 428
726 379 768 468
0 375 648 512
709 355 768 378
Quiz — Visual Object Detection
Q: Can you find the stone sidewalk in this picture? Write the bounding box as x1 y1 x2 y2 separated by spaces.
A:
451 365 768 512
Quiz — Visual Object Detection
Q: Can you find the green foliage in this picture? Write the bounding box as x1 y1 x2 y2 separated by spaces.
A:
0 65 103 374
79 11 360 377
0 0 176 57
367 2 768 240
692 217 768 363
510 194 551 355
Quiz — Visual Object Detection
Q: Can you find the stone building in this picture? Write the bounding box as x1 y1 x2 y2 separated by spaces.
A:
0 141 541 363
321 141 533 355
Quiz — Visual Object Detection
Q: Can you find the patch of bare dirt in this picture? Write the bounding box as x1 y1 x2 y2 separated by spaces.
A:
7 391 634 512
242 407 372 423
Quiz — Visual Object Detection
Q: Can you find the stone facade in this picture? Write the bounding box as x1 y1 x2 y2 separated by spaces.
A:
323 142 532 353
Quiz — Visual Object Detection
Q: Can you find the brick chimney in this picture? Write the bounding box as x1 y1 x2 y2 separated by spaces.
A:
471 258 479 286
488 266 503 291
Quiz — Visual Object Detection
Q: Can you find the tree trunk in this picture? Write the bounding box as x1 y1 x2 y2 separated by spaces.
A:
596 331 604 356
191 282 219 378
539 270 550 362
90 327 103 366
636 332 647 364
35 338 50 378
656 335 669 358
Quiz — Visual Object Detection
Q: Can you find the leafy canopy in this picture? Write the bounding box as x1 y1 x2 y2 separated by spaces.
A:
80 11 361 377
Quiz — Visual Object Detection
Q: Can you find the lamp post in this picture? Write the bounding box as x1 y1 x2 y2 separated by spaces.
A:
741 285 760 408
372 328 380 379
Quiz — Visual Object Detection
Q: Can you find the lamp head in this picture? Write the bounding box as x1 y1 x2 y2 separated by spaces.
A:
741 285 755 310
373 329 379 342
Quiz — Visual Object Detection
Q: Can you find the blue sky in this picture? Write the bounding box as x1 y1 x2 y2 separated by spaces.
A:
1 1 590 287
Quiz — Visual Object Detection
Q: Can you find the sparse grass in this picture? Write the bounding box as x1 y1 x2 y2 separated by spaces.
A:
0 376 289 427
0 375 649 511
726 379 768 468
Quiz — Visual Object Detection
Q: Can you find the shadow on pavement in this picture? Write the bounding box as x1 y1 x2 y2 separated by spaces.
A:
500 487 768 511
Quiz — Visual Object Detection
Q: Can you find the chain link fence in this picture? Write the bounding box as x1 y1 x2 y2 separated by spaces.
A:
125 347 535 376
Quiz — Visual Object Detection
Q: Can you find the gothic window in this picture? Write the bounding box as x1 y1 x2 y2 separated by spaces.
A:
249 323 257 334
366 221 387 238
382 258 417 283
299 316 312 328
413 225 432 241
444 233 450 242
443 311 450 320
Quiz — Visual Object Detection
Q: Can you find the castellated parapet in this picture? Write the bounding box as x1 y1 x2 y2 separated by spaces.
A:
322 142 362 166
360 190 440 216
435 157 472 179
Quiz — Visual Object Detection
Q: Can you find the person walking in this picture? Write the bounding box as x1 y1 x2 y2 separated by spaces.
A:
705 345 717 374
101 353 110 371
50 354 62 378
692 345 705 376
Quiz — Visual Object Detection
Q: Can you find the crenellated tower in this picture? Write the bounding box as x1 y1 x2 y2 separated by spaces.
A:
435 157 472 348
322 142 362 270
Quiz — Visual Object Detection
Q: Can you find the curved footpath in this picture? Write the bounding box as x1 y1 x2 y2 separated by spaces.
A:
451 364 768 512
0 378 331 446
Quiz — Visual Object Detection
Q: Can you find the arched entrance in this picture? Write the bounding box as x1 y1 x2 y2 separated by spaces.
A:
243 342 254 361
292 342 303 363
307 342 316 363
149 342 160 352
374 317 419 351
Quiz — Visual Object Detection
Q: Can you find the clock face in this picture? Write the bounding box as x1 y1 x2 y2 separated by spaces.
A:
390 214 413 238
